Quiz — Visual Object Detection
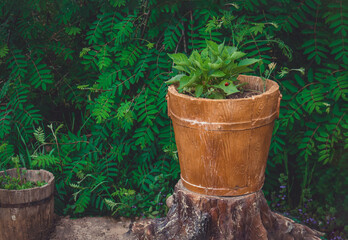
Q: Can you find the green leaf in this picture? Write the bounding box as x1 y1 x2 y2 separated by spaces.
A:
168 53 190 66
206 40 219 54
173 65 190 73
0 44 9 58
238 58 261 67
109 0 126 7
208 92 224 99
177 76 191 89
65 26 81 36
218 42 225 53
208 57 224 70
214 80 240 95
146 42 154 49
195 85 203 97
166 74 186 84
209 70 226 77
231 51 246 60
225 46 237 55
178 74 199 90
189 50 202 63
228 65 253 76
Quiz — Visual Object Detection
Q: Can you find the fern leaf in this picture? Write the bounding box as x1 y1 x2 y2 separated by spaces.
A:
330 73 348 101
65 26 81 36
34 127 45 144
74 190 91 214
32 154 58 168
109 0 126 7
96 45 112 70
118 44 142 67
86 15 104 44
7 49 28 79
0 44 9 58
114 15 135 45
0 105 12 138
0 143 15 167
164 22 184 50
28 58 53 90
90 94 115 123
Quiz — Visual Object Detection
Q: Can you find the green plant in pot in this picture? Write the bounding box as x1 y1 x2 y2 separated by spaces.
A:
0 156 55 240
167 40 263 99
166 40 282 196
0 157 47 190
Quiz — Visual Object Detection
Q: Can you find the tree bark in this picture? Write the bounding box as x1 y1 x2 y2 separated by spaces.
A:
131 180 323 240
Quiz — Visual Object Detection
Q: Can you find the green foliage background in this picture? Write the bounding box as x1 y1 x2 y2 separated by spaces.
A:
0 0 347 237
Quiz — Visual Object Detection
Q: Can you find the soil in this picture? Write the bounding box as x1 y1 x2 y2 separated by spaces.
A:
49 216 133 240
226 90 261 99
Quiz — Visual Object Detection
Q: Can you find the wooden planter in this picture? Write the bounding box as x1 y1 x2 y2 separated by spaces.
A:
0 168 55 240
166 75 281 196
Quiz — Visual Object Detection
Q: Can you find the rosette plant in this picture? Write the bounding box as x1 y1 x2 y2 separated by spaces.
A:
166 40 261 99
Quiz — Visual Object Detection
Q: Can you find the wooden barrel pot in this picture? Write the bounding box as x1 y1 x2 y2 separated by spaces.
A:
166 75 281 196
0 168 55 240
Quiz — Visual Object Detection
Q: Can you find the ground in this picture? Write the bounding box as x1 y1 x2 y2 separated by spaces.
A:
49 216 132 240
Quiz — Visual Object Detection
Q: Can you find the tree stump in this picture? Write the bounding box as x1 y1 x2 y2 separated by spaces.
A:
131 180 323 240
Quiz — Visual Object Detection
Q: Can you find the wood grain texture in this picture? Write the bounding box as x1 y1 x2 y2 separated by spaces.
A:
131 180 324 240
0 168 55 240
167 75 281 196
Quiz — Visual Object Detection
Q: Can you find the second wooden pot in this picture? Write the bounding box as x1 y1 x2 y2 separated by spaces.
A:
166 75 281 196
0 168 55 240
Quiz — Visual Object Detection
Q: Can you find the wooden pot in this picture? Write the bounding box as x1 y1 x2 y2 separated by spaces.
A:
0 168 55 240
166 75 281 196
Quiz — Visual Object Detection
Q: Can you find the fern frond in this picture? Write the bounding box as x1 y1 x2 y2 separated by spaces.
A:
32 154 58 168
28 58 53 90
118 44 142 67
0 44 9 58
97 66 122 89
90 94 115 123
50 42 74 61
330 73 348 101
7 49 28 79
96 45 112 70
0 80 11 100
114 15 135 45
13 103 42 126
34 127 45 144
0 143 15 167
65 26 81 36
74 190 91 213
163 22 184 50
86 15 104 44
109 0 126 8
325 1 348 64
0 105 12 139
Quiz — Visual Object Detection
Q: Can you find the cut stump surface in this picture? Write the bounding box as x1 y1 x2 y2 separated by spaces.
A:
132 180 323 240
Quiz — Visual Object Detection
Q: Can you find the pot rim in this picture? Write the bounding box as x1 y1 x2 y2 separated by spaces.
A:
168 74 279 102
0 168 54 192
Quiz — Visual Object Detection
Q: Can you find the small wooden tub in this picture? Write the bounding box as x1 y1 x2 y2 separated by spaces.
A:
0 168 55 240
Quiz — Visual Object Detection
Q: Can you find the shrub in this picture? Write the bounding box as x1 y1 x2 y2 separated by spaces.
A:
0 1 346 237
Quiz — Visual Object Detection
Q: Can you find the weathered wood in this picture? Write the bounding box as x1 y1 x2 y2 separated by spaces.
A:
132 180 323 240
0 168 55 240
